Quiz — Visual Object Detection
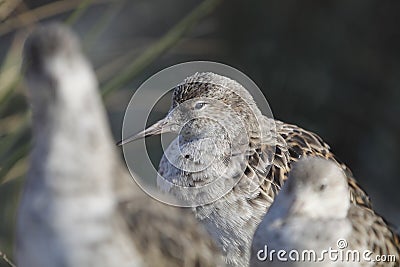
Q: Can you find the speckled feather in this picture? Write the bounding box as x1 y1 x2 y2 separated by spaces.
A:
119 195 224 267
347 205 399 266
152 72 376 267
256 120 372 208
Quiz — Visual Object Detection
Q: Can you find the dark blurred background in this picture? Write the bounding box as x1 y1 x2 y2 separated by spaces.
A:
0 0 399 265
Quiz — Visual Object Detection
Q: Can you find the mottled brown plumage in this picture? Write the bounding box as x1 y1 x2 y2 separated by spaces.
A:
259 120 371 208
120 197 223 267
121 72 375 267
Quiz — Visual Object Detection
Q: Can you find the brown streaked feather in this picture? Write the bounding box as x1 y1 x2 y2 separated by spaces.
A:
348 205 400 266
114 164 225 267
245 119 372 209
119 198 224 267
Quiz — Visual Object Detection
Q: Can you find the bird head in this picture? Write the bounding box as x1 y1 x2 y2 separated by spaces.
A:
282 157 350 219
118 72 264 146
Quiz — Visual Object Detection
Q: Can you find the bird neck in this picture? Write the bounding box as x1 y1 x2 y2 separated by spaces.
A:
29 64 117 195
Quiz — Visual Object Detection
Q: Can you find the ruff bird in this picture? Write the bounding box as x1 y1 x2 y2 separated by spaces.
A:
120 72 373 266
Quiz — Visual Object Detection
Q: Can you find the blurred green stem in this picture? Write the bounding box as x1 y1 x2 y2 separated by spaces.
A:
0 141 29 185
0 77 20 118
0 114 29 161
65 0 93 25
0 249 16 267
0 0 113 37
101 0 222 97
83 0 125 51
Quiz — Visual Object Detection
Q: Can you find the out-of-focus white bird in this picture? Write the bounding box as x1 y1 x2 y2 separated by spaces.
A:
251 157 399 267
16 24 223 267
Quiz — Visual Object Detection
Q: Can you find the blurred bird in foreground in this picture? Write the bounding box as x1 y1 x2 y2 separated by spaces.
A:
16 24 223 267
251 157 400 267
119 71 373 266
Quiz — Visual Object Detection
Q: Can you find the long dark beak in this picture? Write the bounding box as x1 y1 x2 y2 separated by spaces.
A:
117 118 174 146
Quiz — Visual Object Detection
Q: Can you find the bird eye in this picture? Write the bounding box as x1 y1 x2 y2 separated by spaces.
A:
319 184 326 191
194 101 206 110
